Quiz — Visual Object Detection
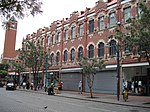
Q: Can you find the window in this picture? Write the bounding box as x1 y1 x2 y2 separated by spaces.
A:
109 40 116 56
109 12 116 27
56 52 60 65
47 35 50 46
89 19 94 33
78 47 83 59
71 26 76 39
51 53 55 65
79 24 84 37
57 32 61 43
52 35 55 44
70 49 75 62
64 50 68 63
124 7 131 23
98 16 105 30
98 42 104 57
64 29 68 41
88 44 94 58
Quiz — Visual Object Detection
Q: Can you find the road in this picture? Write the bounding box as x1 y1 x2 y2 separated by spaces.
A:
0 88 149 112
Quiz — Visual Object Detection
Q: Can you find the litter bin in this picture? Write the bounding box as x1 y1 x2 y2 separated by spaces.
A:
48 86 54 95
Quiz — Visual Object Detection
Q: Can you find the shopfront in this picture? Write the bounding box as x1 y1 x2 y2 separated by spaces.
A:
123 62 150 96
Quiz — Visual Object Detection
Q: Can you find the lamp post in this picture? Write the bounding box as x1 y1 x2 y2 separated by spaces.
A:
105 43 121 101
116 46 120 101
44 54 48 92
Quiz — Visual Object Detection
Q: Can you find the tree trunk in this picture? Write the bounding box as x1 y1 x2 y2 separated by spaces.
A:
89 87 93 98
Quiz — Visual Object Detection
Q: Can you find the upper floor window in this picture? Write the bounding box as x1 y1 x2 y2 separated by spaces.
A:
47 35 50 46
109 12 116 28
64 29 69 41
64 50 68 63
52 34 55 44
109 40 116 56
56 52 60 65
98 42 104 57
88 44 94 58
89 19 94 33
78 47 83 59
98 16 105 30
70 48 75 62
71 26 76 39
57 32 61 43
51 53 55 65
124 7 131 23
79 24 84 37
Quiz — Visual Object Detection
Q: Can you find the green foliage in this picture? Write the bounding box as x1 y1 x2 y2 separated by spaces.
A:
0 63 9 70
125 2 150 65
0 0 43 21
12 62 24 74
18 41 45 89
0 70 8 78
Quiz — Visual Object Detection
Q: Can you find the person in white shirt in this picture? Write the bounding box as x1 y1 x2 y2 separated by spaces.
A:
78 81 82 94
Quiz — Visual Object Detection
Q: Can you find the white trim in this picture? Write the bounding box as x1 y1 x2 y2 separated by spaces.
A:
61 68 82 73
78 17 84 21
87 13 95 18
106 62 149 68
107 4 117 10
121 0 132 5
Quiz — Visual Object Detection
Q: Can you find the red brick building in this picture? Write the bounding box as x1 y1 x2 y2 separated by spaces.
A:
3 17 18 63
22 0 150 95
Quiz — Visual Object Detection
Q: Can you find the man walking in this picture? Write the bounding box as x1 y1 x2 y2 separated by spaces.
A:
78 81 82 94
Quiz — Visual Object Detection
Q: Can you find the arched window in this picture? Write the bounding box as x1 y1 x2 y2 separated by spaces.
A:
56 52 60 65
109 40 116 56
70 48 75 62
51 53 55 65
88 44 94 58
64 50 68 63
78 47 83 59
98 42 104 57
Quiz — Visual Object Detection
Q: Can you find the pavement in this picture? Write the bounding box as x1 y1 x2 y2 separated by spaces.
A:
17 88 150 109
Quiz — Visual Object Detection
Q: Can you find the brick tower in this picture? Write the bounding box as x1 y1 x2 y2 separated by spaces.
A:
3 17 17 63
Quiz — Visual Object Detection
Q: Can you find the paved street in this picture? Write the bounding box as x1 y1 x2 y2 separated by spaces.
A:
0 88 150 112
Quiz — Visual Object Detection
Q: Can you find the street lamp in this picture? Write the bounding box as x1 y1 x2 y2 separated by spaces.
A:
105 42 121 101
116 46 120 101
44 54 48 92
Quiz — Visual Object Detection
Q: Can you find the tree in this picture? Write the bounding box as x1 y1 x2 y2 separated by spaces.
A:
0 63 9 79
125 2 150 66
0 70 8 78
79 57 105 98
18 41 44 90
0 0 43 21
0 63 9 70
12 61 24 86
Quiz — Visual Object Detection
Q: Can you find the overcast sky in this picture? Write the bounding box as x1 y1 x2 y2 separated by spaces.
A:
0 0 99 56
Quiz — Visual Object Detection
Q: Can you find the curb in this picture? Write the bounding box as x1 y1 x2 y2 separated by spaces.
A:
17 89 150 109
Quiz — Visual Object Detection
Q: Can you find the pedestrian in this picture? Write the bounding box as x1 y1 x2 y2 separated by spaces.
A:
30 82 34 90
78 81 82 94
58 82 63 90
22 82 26 89
26 81 30 90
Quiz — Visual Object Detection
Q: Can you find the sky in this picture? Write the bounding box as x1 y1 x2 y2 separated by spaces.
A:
0 0 99 56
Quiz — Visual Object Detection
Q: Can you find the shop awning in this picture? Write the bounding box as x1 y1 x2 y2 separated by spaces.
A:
106 62 149 69
8 72 18 75
60 68 82 73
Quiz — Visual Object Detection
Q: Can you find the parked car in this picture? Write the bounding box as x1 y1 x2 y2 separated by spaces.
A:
6 80 16 90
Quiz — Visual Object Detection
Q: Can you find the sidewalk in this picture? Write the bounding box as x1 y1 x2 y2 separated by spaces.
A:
18 88 150 109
